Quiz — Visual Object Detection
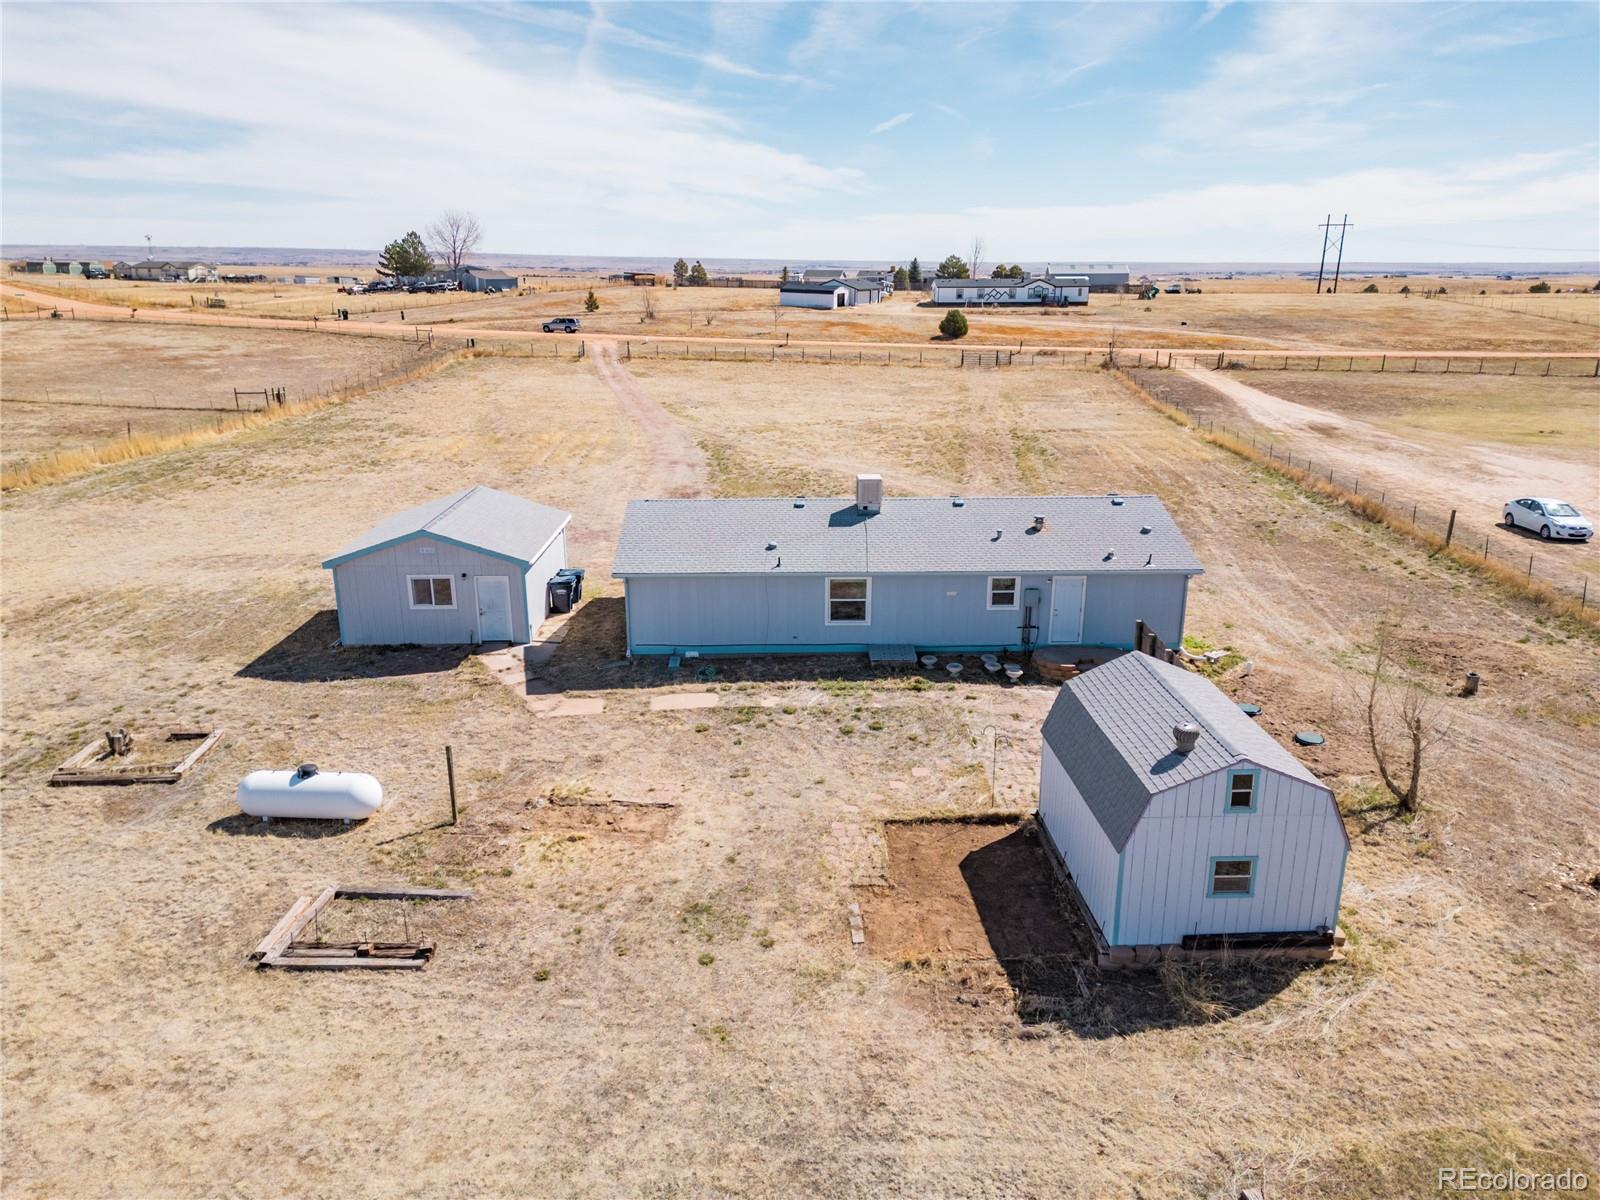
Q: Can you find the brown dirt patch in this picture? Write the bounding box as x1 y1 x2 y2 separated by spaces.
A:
864 818 1091 962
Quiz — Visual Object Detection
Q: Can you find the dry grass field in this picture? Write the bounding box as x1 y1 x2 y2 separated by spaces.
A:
3 323 1598 1197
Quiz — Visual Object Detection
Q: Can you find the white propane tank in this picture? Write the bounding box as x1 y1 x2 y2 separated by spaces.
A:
236 763 383 821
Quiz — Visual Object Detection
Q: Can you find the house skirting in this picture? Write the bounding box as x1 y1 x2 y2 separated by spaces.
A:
628 641 1075 657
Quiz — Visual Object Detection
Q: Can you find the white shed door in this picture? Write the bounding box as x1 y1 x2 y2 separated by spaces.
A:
1049 576 1086 643
475 576 513 642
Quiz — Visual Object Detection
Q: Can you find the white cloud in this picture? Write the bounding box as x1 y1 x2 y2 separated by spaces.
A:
869 112 914 136
0 3 859 249
749 151 1600 261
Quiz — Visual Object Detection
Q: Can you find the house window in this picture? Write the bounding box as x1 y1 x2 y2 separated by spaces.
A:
826 578 870 624
1208 857 1256 898
987 576 1019 610
1226 769 1258 813
408 576 455 609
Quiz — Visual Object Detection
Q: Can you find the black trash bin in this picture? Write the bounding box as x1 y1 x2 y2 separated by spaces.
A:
546 567 586 614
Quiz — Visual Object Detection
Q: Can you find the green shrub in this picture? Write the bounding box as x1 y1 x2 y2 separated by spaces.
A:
939 309 968 339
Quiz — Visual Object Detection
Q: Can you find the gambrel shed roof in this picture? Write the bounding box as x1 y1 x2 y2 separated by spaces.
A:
1042 653 1325 851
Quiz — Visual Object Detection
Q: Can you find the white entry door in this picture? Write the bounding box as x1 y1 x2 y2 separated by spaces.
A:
475 576 513 642
1049 576 1086 644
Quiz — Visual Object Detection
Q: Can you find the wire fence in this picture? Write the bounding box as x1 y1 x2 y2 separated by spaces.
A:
1135 374 1596 608
1111 348 1600 377
1436 293 1600 328
0 343 462 413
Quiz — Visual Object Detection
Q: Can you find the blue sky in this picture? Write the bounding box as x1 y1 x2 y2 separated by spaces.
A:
2 1 1596 261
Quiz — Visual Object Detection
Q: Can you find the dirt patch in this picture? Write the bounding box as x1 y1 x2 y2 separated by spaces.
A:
527 796 676 840
588 340 707 498
863 818 1091 962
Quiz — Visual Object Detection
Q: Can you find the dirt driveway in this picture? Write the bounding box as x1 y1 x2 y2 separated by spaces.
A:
1176 367 1597 579
589 341 706 498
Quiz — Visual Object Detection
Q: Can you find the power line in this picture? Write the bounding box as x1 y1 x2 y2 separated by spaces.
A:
1315 214 1353 294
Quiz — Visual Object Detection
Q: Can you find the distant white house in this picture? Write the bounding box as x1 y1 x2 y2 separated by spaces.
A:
779 277 884 309
931 275 1088 306
1037 652 1348 965
799 268 851 283
118 260 219 283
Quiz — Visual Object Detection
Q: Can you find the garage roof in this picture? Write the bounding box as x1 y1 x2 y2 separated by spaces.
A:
323 485 571 569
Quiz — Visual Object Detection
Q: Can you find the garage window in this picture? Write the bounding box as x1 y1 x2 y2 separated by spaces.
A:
987 576 1019 609
1208 857 1256 898
826 578 870 624
408 576 455 609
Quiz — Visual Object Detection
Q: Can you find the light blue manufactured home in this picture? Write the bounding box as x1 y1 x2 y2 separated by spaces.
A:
1037 653 1348 960
611 476 1203 656
323 485 570 646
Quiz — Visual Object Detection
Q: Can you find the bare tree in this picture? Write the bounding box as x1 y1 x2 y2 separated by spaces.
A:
1361 621 1450 815
426 209 483 273
968 233 985 281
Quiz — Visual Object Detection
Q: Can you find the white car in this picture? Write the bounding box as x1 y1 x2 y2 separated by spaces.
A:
1503 498 1593 541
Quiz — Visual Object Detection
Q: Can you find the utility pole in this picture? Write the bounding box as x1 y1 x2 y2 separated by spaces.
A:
1315 214 1353 293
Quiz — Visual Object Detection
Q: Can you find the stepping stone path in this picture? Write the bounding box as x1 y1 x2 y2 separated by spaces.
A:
650 692 719 711
545 697 605 718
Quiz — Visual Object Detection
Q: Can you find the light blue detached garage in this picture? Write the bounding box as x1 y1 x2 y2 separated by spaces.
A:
611 475 1203 656
1037 652 1348 964
323 485 571 646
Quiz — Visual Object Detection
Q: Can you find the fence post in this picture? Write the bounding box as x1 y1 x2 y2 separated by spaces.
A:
1527 555 1533 580
1444 509 1457 547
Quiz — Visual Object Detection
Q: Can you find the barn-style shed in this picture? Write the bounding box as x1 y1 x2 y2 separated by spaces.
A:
611 476 1203 656
1037 653 1348 959
323 485 570 647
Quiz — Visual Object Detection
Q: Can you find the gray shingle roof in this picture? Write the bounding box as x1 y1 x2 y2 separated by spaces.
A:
611 494 1203 577
1042 653 1324 851
780 281 848 293
322 485 571 569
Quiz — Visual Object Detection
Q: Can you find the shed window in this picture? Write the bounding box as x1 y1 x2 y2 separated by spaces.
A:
1208 857 1255 898
826 578 870 624
1227 770 1258 812
988 576 1019 609
408 576 455 609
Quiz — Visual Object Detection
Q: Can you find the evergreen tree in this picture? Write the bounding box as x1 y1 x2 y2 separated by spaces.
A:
689 260 709 286
991 264 1010 278
908 257 922 287
893 266 909 289
939 309 968 339
1008 264 1025 279
780 266 790 283
936 254 969 279
1528 280 1551 293
379 231 433 278
585 290 600 312
673 258 689 286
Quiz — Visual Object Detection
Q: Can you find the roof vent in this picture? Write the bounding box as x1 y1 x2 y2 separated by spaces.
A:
766 541 777 551
793 497 806 508
296 762 319 779
952 496 965 507
1109 493 1125 506
1140 524 1152 535
1173 724 1200 754
992 529 1003 541
855 473 883 514
1103 548 1115 561
1031 514 1045 531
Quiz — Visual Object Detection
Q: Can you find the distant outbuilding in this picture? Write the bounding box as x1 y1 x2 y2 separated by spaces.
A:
323 485 571 646
1037 652 1348 962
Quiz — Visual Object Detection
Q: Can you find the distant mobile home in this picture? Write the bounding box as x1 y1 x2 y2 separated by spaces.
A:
1037 653 1348 962
930 275 1088 306
323 485 571 646
612 476 1202 656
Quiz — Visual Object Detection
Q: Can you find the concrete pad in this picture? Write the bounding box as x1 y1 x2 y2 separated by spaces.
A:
650 692 719 711
544 697 605 717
